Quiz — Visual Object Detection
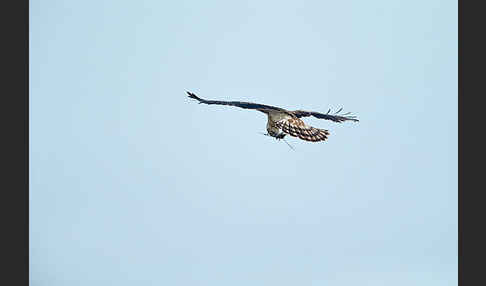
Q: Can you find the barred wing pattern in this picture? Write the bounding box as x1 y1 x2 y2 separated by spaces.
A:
275 117 330 142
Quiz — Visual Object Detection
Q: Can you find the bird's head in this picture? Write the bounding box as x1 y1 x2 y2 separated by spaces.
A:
274 132 286 140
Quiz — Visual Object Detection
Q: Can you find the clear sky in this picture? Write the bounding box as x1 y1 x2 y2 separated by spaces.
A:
30 0 457 285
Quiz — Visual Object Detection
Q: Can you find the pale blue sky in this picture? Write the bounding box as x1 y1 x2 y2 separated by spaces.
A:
30 0 457 285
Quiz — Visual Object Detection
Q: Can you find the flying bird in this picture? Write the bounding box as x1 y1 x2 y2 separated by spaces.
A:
187 91 358 142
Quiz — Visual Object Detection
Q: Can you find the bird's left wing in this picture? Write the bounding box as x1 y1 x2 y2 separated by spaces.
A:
187 91 286 113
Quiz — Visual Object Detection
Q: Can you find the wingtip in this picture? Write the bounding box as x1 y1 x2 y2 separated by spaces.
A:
186 91 196 98
186 91 203 102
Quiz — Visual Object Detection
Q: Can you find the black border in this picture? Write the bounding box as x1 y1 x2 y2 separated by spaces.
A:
459 0 482 285
458 0 461 282
1 0 29 285
458 0 462 281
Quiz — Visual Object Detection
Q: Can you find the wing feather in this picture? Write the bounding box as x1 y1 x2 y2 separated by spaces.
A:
187 91 286 113
291 109 359 123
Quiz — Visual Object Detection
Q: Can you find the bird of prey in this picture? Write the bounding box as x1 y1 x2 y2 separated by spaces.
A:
187 91 358 142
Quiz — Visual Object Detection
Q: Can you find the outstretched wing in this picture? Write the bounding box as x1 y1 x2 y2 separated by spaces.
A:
187 91 286 113
275 117 329 142
291 108 359 123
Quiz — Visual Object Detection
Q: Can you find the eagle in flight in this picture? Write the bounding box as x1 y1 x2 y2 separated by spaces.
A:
187 91 358 142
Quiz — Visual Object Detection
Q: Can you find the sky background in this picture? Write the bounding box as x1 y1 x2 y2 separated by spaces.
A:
30 0 457 285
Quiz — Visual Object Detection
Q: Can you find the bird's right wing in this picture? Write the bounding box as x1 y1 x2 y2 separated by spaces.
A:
291 108 359 123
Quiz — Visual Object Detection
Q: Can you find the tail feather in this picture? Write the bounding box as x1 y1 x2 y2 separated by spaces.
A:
276 118 329 142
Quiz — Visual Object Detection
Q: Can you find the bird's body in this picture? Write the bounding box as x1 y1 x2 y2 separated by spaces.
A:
187 91 358 142
266 110 289 138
